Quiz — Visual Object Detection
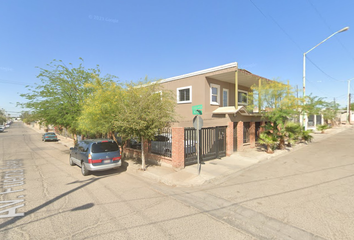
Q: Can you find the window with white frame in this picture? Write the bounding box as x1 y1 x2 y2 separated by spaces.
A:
177 86 192 103
210 84 220 105
238 90 248 105
223 89 229 107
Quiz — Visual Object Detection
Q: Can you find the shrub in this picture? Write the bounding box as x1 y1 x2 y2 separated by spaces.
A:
317 124 329 133
301 130 313 142
258 133 277 153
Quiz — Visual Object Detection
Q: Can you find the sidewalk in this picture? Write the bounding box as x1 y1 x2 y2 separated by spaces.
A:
134 124 354 187
25 123 354 187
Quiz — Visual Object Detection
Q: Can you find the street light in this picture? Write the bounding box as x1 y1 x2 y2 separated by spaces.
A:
347 78 354 124
303 26 349 130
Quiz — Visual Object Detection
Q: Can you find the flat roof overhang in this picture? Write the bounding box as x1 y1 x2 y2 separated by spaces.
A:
158 62 271 87
206 69 271 88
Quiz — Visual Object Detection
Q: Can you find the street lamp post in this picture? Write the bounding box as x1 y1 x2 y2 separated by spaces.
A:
347 78 354 124
303 26 349 130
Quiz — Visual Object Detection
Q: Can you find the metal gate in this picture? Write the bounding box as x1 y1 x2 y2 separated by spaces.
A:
184 126 227 166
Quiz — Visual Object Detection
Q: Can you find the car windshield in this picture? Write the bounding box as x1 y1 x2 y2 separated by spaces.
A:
46 133 56 135
91 142 119 153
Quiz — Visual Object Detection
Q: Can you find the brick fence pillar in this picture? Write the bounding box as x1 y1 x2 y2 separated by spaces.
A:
172 127 185 169
237 121 244 152
226 122 233 156
249 122 255 148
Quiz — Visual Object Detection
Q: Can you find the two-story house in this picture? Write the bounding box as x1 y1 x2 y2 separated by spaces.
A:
158 62 270 153
124 62 273 168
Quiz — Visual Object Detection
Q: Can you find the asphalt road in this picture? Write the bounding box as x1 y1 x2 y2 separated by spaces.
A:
1 122 353 239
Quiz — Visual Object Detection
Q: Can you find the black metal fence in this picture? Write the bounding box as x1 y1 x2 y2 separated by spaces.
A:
184 126 227 166
149 128 173 158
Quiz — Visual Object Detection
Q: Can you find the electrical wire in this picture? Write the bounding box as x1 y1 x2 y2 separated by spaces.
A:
249 0 303 52
249 0 349 85
307 0 354 64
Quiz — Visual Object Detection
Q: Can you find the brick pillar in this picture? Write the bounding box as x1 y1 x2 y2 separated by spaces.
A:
172 127 185 169
249 122 256 148
237 121 244 151
226 122 234 156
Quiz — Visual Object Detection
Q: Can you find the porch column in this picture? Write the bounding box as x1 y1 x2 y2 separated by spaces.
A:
249 122 256 148
172 127 185 169
258 78 262 112
237 121 244 151
226 122 234 156
235 70 239 109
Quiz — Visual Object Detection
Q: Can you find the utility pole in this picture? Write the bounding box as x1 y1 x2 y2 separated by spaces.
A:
347 79 353 124
349 93 351 124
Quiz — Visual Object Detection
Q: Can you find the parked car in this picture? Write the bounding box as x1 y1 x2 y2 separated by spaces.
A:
42 132 58 142
0 125 4 133
151 133 196 157
69 139 122 176
129 138 141 149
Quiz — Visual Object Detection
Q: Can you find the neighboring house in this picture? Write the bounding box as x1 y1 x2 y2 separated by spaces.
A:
158 62 271 153
339 110 354 124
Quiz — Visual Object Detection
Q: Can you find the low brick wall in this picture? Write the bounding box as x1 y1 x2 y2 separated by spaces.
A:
123 147 173 167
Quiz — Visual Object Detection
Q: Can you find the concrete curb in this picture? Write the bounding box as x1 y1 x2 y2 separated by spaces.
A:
136 124 354 187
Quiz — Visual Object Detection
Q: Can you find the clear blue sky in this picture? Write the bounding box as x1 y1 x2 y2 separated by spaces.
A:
1 0 354 117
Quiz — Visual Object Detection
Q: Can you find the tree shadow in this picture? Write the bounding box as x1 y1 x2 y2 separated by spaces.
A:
0 177 100 229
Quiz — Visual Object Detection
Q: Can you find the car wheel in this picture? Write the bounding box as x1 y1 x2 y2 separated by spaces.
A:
81 162 89 176
69 156 75 166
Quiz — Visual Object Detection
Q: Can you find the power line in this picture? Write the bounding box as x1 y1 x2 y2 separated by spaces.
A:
249 0 349 84
249 0 302 52
307 0 354 64
305 56 341 82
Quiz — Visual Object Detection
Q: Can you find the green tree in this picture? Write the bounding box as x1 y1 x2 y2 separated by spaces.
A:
20 111 36 124
113 79 176 170
248 79 300 149
302 94 326 117
0 108 6 124
19 59 115 141
321 100 340 125
77 75 123 142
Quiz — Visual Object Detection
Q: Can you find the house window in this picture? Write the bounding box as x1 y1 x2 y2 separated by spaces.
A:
223 89 229 107
238 90 248 105
177 86 192 104
210 84 220 105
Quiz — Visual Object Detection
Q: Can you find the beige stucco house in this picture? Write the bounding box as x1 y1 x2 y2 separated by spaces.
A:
159 62 270 128
124 62 274 168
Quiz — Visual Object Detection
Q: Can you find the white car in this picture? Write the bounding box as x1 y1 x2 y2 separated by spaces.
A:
0 125 5 132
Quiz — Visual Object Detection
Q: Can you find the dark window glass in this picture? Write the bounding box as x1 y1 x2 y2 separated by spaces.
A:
238 92 248 104
179 89 190 102
92 142 119 153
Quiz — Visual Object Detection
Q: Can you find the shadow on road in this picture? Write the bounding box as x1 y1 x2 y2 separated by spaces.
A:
0 177 99 229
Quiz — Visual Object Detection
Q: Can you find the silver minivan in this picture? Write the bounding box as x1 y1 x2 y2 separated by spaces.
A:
69 139 122 176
